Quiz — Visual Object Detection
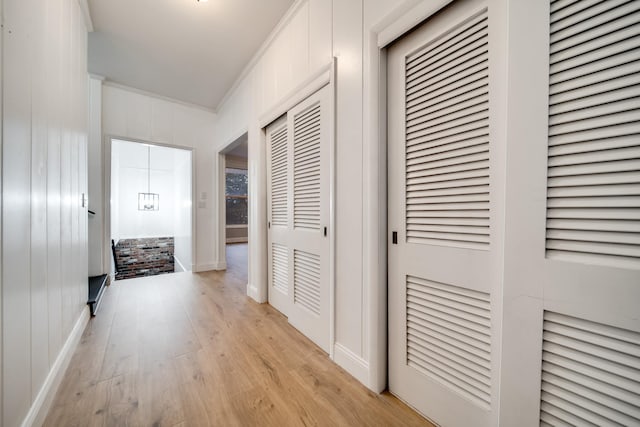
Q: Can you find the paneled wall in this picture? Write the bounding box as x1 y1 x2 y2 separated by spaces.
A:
2 0 90 425
99 84 217 271
213 0 415 389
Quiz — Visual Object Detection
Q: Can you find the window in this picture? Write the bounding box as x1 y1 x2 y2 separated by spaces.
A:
225 168 248 225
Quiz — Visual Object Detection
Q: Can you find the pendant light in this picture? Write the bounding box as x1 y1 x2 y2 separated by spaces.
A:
138 145 160 211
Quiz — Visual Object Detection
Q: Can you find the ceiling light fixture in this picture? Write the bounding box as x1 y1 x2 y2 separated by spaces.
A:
138 145 160 211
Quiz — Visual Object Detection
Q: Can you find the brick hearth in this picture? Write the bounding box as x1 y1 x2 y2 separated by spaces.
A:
114 237 175 280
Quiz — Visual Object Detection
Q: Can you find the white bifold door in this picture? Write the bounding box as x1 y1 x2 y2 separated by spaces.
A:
388 0 499 426
501 1 640 425
389 0 640 426
267 85 331 353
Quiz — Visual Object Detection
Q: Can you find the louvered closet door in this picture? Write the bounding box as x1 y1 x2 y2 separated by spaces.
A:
388 0 497 426
285 85 331 353
267 116 291 316
507 1 640 424
266 86 331 353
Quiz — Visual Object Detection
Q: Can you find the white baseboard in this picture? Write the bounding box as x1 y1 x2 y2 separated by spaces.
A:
246 282 265 303
22 307 90 427
333 342 371 390
193 262 226 272
174 255 186 272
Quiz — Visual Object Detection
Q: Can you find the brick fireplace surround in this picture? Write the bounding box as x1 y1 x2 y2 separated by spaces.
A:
114 237 175 280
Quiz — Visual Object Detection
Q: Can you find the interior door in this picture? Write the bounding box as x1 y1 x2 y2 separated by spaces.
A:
388 0 497 426
267 85 331 353
267 116 290 316
500 1 640 425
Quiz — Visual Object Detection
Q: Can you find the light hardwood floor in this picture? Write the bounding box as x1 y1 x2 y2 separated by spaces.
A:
45 243 433 426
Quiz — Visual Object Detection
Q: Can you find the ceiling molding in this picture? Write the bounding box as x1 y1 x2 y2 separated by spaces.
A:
103 80 217 115
77 0 94 32
215 0 307 112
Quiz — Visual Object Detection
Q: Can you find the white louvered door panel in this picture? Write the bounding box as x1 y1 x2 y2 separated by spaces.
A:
538 1 640 424
499 0 640 424
388 1 498 426
546 0 640 269
540 312 640 426
286 86 331 353
267 116 291 316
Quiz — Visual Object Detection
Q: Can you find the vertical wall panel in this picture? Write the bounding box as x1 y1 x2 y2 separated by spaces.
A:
47 129 63 362
308 0 332 71
333 0 364 355
30 0 50 399
88 77 104 276
101 85 217 270
2 0 34 422
2 1 90 424
285 3 310 95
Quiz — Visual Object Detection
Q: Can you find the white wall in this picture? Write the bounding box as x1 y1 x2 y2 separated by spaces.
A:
87 77 104 276
110 135 121 245
98 84 217 271
112 140 177 240
214 0 498 393
213 0 418 391
174 151 193 271
2 0 90 425
109 139 192 270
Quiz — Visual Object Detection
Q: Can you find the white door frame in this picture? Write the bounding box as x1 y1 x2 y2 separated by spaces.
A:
215 131 249 271
358 0 460 392
103 135 197 276
253 61 337 359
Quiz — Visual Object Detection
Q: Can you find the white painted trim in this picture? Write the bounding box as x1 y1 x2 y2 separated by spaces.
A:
174 255 187 272
216 152 228 272
22 307 90 427
216 0 308 112
104 136 197 278
375 0 454 48
0 4 4 423
328 59 337 362
257 60 337 357
103 81 217 114
195 262 225 272
216 128 249 153
258 62 332 128
362 0 454 393
333 343 370 387
246 282 263 303
77 0 94 32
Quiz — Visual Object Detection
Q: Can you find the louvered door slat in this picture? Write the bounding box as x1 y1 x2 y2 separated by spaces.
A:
293 250 321 315
293 103 321 232
406 12 487 71
540 312 640 426
546 2 640 269
271 244 288 295
406 276 492 408
270 125 288 227
405 9 490 250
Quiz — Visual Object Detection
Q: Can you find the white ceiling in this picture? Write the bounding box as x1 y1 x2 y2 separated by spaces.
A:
88 0 294 110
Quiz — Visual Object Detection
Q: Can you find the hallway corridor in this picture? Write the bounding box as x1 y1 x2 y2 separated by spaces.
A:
44 244 431 426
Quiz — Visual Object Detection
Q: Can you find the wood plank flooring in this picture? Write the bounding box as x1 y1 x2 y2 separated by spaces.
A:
45 244 433 426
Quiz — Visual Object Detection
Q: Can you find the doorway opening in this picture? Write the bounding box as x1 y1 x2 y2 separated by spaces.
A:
220 132 249 281
110 138 193 280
